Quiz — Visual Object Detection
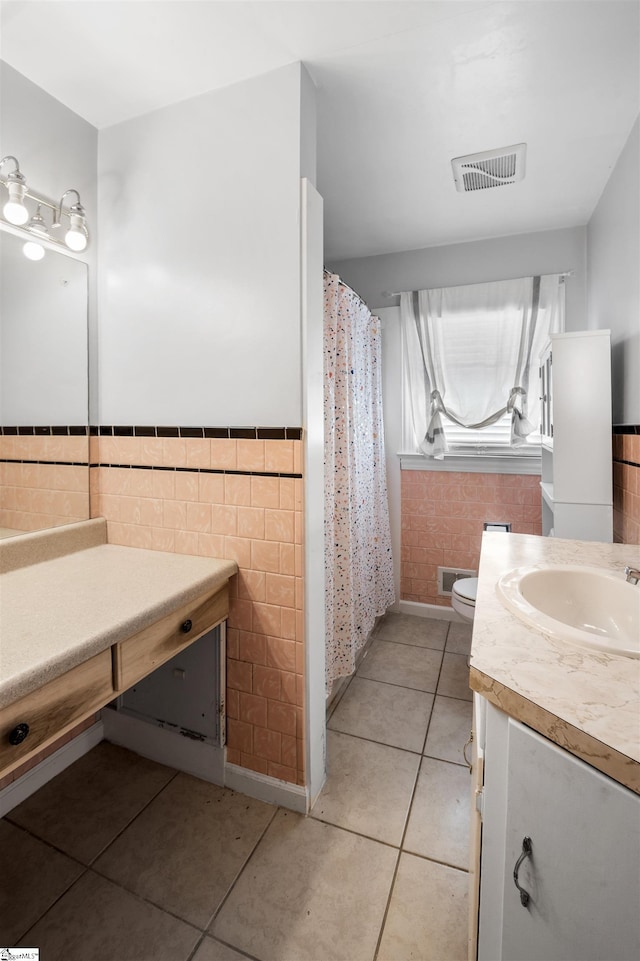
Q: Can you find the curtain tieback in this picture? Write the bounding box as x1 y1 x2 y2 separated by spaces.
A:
429 389 446 415
506 386 526 412
508 386 534 444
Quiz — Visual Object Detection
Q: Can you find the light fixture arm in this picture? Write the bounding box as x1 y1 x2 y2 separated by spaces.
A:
53 188 85 225
0 155 25 183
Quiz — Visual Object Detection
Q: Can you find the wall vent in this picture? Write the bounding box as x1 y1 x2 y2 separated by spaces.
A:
437 567 477 596
452 143 526 193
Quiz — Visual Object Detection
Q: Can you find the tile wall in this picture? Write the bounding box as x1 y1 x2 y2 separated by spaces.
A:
89 428 305 786
0 429 89 532
613 429 640 545
401 470 542 605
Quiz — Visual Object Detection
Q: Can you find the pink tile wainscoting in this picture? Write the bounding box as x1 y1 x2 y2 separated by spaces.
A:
90 433 305 786
401 469 542 606
0 433 90 533
613 432 640 545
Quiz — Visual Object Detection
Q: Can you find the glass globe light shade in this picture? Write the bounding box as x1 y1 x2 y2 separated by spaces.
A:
23 241 45 261
65 212 88 251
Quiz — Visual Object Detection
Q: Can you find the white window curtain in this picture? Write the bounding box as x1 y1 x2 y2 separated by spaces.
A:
401 274 565 458
324 272 395 695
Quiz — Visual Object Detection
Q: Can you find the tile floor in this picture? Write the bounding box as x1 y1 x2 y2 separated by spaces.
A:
1 612 473 961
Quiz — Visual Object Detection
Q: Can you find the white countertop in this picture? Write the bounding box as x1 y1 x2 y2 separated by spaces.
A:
470 533 640 793
0 542 237 708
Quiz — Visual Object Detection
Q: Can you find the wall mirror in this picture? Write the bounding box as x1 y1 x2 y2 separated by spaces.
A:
0 226 89 538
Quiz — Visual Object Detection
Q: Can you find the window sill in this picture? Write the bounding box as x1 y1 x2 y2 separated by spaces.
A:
399 451 542 475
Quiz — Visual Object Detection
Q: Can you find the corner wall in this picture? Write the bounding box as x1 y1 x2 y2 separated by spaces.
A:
587 116 639 545
94 62 317 785
97 63 307 427
587 117 639 426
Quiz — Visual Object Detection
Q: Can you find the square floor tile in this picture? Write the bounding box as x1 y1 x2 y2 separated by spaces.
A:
7 742 176 864
192 935 253 960
424 696 473 766
375 612 448 650
0 819 84 945
446 620 473 655
20 870 199 961
311 731 420 845
211 810 397 961
328 676 433 752
377 852 468 961
437 652 472 701
357 639 443 692
404 758 471 870
94 773 275 929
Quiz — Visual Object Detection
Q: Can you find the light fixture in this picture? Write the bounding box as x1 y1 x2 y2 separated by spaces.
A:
57 189 88 252
23 240 46 261
0 155 90 254
0 155 29 225
23 204 49 260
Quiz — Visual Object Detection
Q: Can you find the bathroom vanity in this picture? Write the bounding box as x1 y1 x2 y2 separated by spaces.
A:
0 519 237 782
468 533 640 961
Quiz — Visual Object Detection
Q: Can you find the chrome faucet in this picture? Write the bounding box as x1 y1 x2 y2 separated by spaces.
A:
624 566 640 585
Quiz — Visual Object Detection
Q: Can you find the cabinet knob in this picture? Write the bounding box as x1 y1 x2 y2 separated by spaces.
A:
9 722 30 745
513 836 533 907
181 619 193 634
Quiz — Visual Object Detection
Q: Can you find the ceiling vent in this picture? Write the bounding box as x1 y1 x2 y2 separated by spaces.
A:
452 143 526 193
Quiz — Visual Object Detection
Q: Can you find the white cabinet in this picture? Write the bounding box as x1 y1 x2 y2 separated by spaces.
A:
539 330 612 541
476 701 640 961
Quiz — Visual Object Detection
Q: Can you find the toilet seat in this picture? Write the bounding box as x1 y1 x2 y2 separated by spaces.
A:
451 577 478 621
452 578 477 604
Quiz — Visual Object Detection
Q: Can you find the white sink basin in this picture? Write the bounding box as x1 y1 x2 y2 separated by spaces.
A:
497 564 640 658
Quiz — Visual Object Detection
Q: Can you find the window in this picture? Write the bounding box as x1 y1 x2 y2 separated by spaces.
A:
400 275 565 462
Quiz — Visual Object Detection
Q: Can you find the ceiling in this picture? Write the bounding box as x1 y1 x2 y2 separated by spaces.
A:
1 1 639 261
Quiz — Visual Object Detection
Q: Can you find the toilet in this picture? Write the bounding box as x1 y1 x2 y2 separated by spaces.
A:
451 576 478 622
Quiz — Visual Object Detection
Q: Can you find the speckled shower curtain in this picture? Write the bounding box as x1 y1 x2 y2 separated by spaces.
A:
324 272 395 695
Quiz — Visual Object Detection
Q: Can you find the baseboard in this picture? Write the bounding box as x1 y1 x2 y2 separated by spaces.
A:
102 708 224 786
0 720 104 817
399 599 464 621
224 761 308 814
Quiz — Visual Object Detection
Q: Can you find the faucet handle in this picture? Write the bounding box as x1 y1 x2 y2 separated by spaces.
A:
624 566 640 584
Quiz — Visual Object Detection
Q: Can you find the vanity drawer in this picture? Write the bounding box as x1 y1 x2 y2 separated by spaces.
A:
0 648 113 777
113 585 229 693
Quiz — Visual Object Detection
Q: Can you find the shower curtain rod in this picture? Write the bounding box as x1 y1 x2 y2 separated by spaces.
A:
324 267 372 314
383 269 574 298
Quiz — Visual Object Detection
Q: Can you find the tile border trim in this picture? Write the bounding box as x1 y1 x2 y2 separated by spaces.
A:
0 458 89 467
612 425 640 435
0 426 88 436
89 462 302 479
90 425 303 440
1 426 303 439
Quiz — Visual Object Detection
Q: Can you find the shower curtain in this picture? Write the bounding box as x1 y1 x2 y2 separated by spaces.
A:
324 271 395 695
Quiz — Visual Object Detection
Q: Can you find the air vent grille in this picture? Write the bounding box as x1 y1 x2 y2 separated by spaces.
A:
452 143 526 193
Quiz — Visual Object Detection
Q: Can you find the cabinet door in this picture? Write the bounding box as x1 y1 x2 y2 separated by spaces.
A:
500 721 639 961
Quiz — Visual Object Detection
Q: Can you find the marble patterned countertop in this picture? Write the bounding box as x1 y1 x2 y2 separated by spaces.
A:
0 520 237 708
470 532 640 794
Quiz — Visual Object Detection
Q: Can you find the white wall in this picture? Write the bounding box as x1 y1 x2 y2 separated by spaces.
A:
0 63 97 237
587 117 640 425
328 226 587 331
97 62 312 427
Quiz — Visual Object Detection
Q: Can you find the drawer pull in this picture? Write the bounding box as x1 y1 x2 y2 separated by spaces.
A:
9 722 30 745
181 619 193 634
513 836 533 907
